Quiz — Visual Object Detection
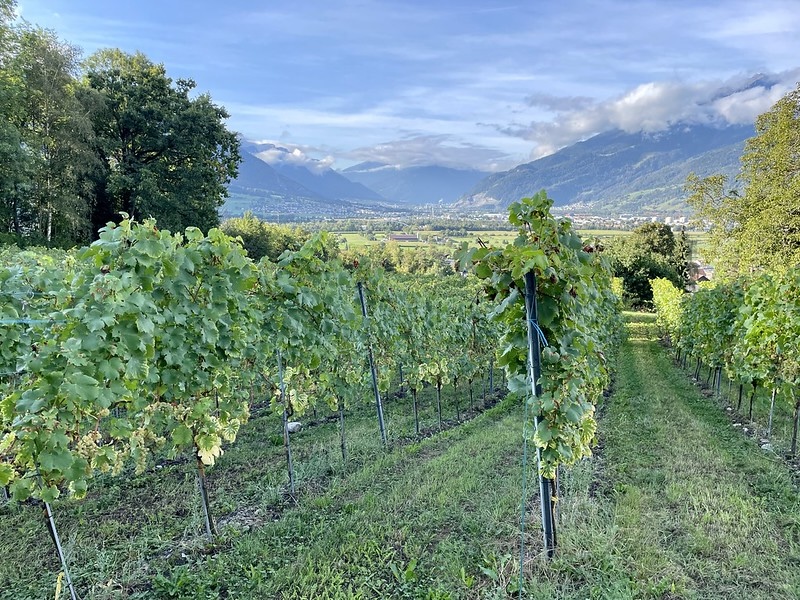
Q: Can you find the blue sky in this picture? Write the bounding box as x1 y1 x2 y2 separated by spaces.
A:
16 0 800 171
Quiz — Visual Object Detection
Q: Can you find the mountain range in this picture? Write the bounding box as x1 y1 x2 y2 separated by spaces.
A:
342 163 487 205
456 123 753 214
223 123 754 220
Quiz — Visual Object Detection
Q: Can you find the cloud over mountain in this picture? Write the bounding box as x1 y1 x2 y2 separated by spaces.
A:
501 69 800 158
248 141 336 174
344 134 514 172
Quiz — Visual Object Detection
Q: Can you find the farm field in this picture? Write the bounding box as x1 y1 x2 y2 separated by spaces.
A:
2 314 798 599
336 229 709 254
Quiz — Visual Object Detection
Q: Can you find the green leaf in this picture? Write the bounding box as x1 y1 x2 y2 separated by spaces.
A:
39 450 73 473
172 425 194 447
0 463 14 486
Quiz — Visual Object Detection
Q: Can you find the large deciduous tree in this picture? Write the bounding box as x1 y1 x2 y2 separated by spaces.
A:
0 0 26 242
10 27 98 245
606 222 685 307
687 83 800 276
85 50 240 235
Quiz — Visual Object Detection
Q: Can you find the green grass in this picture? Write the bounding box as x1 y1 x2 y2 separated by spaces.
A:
2 317 800 599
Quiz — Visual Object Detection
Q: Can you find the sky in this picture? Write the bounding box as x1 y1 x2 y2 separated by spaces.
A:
15 0 800 172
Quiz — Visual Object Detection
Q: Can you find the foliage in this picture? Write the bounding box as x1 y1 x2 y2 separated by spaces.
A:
687 83 800 276
0 24 239 246
84 49 240 236
0 220 260 500
649 277 683 342
220 212 311 261
605 222 686 307
0 26 98 246
341 241 455 276
458 190 621 477
0 219 501 503
651 269 800 445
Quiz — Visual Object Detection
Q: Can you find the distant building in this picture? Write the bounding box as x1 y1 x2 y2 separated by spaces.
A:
686 262 714 291
387 234 419 242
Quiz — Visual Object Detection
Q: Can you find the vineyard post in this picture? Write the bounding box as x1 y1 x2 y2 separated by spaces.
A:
523 271 557 558
338 396 347 463
791 390 800 455
277 350 296 497
412 388 420 436
436 377 443 431
357 282 388 447
489 357 494 395
42 500 79 600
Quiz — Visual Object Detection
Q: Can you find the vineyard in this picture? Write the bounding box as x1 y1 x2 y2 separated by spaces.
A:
0 193 623 598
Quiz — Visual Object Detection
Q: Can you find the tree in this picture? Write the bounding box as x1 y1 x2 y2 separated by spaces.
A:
220 212 310 261
605 222 684 307
687 83 800 276
84 50 240 235
0 0 28 243
629 221 676 257
738 83 800 271
7 27 97 245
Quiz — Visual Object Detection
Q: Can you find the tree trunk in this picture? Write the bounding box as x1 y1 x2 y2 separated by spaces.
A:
468 378 474 412
398 364 404 396
196 456 218 538
749 383 757 420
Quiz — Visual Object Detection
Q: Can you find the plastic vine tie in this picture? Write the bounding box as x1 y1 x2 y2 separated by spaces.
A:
527 319 549 347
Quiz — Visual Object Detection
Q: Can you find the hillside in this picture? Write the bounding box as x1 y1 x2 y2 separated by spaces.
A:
224 152 361 220
456 124 753 215
3 314 799 598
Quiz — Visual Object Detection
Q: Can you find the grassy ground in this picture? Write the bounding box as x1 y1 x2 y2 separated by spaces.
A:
2 315 800 599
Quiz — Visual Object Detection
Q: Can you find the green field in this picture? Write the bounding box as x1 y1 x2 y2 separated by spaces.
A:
2 314 799 599
335 229 709 255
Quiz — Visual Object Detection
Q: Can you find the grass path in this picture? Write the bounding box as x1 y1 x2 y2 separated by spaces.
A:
539 312 800 599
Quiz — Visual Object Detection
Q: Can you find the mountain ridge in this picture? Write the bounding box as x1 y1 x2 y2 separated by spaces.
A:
456 123 753 214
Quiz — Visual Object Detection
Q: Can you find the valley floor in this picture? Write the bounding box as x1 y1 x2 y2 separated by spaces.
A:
2 313 800 599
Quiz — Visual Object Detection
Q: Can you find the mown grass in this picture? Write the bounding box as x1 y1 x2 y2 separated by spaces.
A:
1 373 516 599
2 315 800 599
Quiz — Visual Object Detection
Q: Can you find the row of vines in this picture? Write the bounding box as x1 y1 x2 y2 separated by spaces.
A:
651 272 800 454
0 220 502 508
1 191 622 593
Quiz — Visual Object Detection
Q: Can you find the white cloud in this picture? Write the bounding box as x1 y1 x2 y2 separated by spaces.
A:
252 142 336 174
345 134 514 171
499 70 800 158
